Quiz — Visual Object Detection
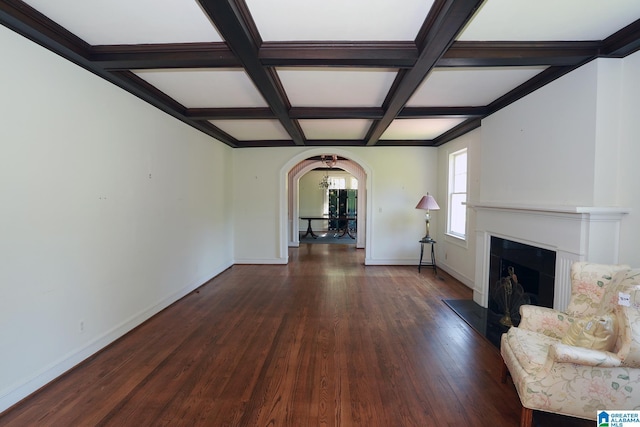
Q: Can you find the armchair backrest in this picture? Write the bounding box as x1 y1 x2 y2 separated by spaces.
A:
598 269 640 366
565 262 631 318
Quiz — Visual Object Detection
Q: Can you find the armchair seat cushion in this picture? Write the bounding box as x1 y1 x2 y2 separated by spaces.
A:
503 327 557 377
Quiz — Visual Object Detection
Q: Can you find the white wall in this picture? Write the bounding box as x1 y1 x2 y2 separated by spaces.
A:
232 146 438 265
364 147 438 264
593 59 623 207
618 50 640 267
480 61 601 206
299 170 328 218
0 26 234 412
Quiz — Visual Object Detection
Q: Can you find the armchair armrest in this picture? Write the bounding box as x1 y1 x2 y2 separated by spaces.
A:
547 342 623 368
518 305 574 338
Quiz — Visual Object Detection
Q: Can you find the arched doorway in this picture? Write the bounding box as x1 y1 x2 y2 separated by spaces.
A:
289 157 366 248
278 149 372 263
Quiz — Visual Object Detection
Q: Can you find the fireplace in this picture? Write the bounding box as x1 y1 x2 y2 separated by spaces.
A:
471 202 628 312
488 237 556 326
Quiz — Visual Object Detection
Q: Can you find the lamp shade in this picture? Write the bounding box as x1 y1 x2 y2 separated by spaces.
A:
415 194 440 211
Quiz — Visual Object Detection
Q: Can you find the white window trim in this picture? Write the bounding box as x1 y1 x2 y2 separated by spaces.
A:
446 148 468 241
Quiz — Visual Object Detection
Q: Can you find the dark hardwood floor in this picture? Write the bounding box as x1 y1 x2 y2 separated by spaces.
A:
1 244 591 426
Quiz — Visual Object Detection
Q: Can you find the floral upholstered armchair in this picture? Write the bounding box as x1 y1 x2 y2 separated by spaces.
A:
501 262 640 427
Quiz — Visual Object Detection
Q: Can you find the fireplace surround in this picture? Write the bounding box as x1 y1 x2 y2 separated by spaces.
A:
488 237 556 323
471 202 629 311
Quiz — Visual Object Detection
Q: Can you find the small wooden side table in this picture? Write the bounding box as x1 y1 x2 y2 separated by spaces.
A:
418 238 437 274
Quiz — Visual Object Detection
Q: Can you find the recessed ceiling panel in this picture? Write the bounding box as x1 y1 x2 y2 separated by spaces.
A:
277 68 397 107
21 0 222 45
133 69 268 108
299 119 373 140
209 120 290 141
246 0 434 41
459 0 640 41
380 118 466 140
407 67 547 107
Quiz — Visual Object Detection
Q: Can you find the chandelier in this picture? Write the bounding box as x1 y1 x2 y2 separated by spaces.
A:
319 174 330 189
318 155 337 189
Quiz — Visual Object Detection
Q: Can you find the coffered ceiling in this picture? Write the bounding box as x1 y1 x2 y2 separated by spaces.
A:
1 0 639 148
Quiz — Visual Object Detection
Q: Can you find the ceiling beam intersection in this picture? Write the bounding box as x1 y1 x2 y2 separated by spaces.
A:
197 0 306 145
365 0 486 146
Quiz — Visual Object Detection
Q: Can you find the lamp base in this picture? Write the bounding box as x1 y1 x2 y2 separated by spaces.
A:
423 217 432 241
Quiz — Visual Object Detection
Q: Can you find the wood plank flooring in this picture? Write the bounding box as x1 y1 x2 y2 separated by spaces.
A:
0 244 591 426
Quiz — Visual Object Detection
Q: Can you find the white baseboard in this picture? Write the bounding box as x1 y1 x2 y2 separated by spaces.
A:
364 258 418 266
436 262 474 289
234 258 288 264
0 263 232 414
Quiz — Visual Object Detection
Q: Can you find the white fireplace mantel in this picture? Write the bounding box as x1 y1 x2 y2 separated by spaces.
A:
467 201 630 215
469 202 630 311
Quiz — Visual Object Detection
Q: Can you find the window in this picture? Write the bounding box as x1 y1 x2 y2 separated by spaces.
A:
350 177 358 190
448 148 467 239
322 176 345 214
329 177 346 189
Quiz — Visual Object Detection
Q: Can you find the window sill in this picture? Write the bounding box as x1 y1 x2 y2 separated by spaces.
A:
445 232 467 249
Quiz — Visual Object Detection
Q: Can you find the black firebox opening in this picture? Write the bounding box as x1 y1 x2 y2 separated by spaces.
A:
489 237 556 310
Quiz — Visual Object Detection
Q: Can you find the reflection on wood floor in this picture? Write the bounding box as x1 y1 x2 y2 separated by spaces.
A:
299 230 357 244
